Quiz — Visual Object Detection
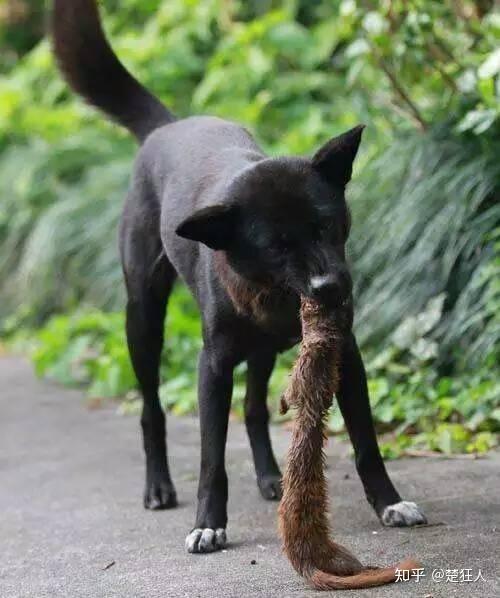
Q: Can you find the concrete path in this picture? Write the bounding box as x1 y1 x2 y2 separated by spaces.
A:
1 356 499 597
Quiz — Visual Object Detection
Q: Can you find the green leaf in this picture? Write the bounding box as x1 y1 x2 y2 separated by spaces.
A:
478 48 500 80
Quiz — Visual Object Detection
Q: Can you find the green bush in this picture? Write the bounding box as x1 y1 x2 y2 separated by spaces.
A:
351 133 500 366
27 289 498 456
1 0 499 456
27 285 296 419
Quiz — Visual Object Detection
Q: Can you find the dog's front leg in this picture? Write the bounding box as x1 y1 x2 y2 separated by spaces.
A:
337 333 427 527
185 345 233 553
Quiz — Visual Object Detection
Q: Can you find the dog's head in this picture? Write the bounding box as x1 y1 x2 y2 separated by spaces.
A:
176 125 364 309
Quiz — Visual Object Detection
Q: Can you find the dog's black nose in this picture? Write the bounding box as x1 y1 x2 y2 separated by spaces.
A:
309 274 350 308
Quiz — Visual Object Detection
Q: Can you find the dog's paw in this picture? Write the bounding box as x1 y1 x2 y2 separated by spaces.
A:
381 501 427 527
185 528 227 554
257 475 282 501
143 478 177 510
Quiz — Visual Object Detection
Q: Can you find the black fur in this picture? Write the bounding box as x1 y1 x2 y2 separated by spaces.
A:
52 0 424 553
52 0 174 140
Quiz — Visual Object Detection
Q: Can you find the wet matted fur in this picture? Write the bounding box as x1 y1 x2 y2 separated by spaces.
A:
279 298 420 590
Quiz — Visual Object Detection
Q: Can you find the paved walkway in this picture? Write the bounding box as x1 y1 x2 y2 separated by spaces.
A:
1 356 499 597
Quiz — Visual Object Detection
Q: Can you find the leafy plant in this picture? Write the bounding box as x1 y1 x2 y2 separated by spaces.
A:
1 0 499 456
27 286 297 420
350 132 500 367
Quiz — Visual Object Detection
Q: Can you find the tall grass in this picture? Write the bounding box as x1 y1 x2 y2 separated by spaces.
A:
1 130 499 372
350 132 500 367
0 132 132 324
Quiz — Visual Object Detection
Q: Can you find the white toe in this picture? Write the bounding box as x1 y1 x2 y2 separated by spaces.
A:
185 527 227 553
185 528 203 553
215 528 227 547
382 501 427 527
199 528 216 552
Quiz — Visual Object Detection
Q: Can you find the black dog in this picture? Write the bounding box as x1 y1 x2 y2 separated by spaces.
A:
52 0 426 553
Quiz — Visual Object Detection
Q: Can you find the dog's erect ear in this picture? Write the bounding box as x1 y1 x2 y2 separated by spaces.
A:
312 125 365 188
175 204 239 250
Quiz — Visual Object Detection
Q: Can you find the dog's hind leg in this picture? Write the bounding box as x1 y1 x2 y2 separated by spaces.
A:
337 333 427 526
123 240 178 510
245 350 282 500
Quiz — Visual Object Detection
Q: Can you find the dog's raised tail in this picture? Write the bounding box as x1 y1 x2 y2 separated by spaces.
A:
52 0 174 142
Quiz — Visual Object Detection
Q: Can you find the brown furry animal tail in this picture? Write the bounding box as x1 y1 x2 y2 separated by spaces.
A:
278 298 421 590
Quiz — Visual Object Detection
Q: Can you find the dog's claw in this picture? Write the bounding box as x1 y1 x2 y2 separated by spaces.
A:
143 479 177 510
185 528 227 553
381 501 427 527
258 475 283 501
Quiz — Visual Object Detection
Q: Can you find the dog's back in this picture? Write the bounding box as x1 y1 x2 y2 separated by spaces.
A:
139 115 263 214
130 116 266 291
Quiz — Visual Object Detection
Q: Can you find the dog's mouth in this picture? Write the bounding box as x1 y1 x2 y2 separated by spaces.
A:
305 274 352 310
301 289 353 331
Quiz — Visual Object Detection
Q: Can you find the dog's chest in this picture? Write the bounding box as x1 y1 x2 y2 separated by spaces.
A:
255 293 302 350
